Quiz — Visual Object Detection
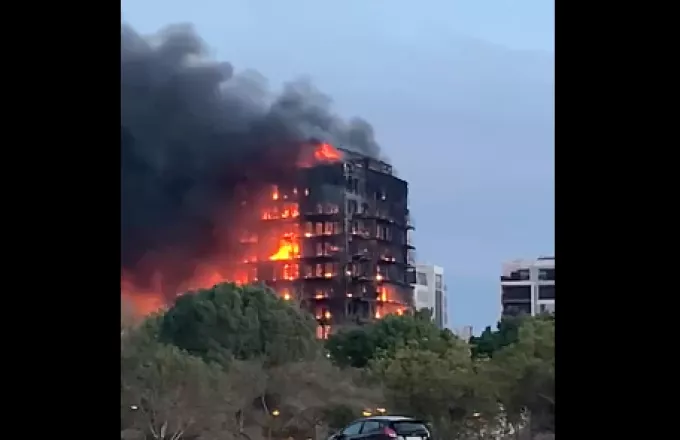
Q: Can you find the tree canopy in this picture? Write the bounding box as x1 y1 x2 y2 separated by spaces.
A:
122 282 555 440
122 283 380 440
158 283 319 366
325 310 459 368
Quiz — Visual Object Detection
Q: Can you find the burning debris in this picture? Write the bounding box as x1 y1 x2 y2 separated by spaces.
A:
121 24 415 328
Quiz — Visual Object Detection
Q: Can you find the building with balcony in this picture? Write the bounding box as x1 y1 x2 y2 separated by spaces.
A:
500 256 555 317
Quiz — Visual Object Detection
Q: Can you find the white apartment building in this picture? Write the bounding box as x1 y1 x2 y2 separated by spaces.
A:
452 325 473 341
500 256 555 318
414 264 448 328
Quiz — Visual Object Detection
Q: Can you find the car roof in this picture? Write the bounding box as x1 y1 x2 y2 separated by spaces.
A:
357 416 420 422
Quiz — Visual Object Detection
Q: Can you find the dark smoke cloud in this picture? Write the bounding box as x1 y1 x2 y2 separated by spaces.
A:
121 24 382 296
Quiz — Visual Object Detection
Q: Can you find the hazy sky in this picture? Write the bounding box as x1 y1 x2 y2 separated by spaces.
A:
121 0 555 333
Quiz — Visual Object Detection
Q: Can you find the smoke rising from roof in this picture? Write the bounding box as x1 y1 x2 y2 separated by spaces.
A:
121 24 382 297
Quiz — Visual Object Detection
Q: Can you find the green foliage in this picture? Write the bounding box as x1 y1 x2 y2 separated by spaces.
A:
122 281 555 440
482 315 555 432
122 283 380 439
469 315 525 359
121 321 243 439
158 282 319 366
368 315 555 439
326 312 459 368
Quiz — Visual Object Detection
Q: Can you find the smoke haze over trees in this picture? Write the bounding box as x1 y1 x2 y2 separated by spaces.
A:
121 24 383 300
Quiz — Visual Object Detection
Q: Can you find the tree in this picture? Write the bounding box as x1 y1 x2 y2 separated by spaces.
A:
370 339 500 440
480 316 555 437
326 312 459 368
121 320 264 440
158 283 319 366
469 315 525 359
257 357 383 440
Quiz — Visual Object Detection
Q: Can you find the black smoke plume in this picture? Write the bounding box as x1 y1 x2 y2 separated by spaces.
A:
121 24 381 299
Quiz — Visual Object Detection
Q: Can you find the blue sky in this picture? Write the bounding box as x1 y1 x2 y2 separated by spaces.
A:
121 0 555 333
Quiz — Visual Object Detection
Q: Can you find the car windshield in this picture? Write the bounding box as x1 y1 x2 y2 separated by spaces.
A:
392 421 430 436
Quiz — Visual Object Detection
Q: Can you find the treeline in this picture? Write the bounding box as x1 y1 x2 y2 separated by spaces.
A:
121 283 554 440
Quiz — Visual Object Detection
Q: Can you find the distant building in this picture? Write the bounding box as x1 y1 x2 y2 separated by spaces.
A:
453 325 473 341
500 256 555 317
414 264 447 328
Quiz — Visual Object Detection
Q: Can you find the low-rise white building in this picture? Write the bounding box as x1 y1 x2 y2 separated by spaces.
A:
500 256 555 318
414 264 447 328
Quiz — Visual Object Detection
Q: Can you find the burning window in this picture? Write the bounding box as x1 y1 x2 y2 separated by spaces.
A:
304 222 313 237
281 203 300 219
378 286 388 302
315 289 328 299
324 262 337 278
316 325 331 339
282 263 299 280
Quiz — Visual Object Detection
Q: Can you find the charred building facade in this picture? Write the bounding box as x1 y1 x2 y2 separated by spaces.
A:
240 146 416 337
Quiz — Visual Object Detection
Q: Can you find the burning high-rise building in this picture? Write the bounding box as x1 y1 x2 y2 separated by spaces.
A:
233 142 416 337
120 25 416 334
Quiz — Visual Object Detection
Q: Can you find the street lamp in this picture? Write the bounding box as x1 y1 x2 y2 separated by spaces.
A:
271 409 280 417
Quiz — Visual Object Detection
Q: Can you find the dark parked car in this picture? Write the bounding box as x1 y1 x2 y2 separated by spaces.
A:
329 415 431 440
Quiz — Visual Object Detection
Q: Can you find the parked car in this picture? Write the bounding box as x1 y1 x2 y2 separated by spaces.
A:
328 415 431 440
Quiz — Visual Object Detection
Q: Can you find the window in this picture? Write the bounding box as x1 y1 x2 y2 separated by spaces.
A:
502 285 531 301
416 272 428 286
393 422 430 437
501 269 531 281
538 268 555 281
361 421 381 433
538 285 555 300
435 274 443 289
342 422 363 436
347 199 357 214
503 302 532 316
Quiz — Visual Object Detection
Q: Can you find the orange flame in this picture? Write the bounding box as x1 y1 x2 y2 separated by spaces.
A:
269 233 300 261
298 142 343 168
314 143 342 162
